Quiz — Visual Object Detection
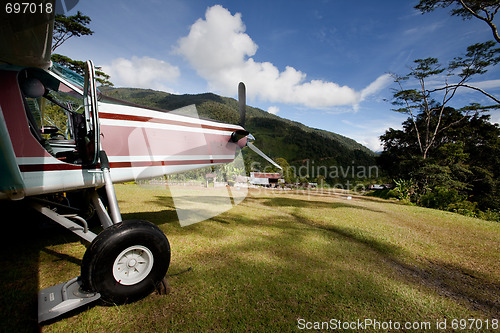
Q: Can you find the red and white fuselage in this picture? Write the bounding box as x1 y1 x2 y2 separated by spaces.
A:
99 103 244 183
0 67 246 200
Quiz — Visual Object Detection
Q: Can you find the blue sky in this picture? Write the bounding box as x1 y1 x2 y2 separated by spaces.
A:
57 0 500 151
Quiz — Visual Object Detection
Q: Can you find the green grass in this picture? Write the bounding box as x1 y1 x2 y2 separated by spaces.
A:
2 185 499 332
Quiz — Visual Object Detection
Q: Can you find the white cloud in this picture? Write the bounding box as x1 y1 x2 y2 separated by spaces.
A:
490 112 500 125
176 5 390 109
403 22 442 36
358 136 384 152
102 56 180 91
360 74 393 100
267 106 279 114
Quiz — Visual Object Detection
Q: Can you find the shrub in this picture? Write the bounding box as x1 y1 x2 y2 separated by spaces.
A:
419 187 462 210
447 200 478 217
393 178 420 204
477 209 500 222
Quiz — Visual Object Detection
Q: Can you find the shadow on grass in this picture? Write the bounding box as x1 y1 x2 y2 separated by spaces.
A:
171 205 500 329
40 247 83 266
289 210 401 257
256 196 383 213
135 189 500 317
287 210 500 317
121 209 179 227
10 186 498 331
0 200 90 332
168 218 403 329
145 194 244 228
386 256 500 316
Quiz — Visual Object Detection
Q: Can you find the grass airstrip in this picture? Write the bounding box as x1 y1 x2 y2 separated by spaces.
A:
1 184 499 332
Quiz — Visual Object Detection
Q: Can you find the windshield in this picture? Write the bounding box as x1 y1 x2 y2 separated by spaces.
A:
49 62 85 90
19 67 88 163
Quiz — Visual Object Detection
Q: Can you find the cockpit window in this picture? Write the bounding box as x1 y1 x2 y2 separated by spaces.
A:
49 62 85 90
42 82 84 138
49 62 102 101
19 68 87 164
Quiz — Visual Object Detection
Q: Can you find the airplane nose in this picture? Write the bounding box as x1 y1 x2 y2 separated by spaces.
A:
230 129 249 143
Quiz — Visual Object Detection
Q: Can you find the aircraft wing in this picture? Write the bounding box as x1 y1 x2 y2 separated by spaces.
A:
0 0 55 69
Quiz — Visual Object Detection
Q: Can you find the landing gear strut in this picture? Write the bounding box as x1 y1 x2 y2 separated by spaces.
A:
36 151 171 322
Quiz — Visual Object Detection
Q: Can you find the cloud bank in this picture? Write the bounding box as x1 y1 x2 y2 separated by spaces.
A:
102 56 180 91
267 106 280 115
176 5 391 109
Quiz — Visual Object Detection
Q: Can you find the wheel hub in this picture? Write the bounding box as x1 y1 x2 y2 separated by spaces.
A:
112 245 154 285
128 259 137 267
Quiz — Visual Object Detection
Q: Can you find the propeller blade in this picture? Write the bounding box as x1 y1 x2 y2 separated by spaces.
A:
238 82 246 127
236 82 280 170
247 142 282 170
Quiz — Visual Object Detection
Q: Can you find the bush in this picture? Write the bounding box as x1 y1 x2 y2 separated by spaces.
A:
447 200 478 217
394 178 418 203
419 187 482 218
419 187 462 210
477 209 500 222
369 181 499 222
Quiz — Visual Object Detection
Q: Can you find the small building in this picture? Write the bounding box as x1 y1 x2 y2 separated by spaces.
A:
368 184 394 190
205 173 217 187
249 172 282 187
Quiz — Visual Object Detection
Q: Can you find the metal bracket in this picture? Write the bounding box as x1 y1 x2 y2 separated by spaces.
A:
30 201 97 243
38 277 101 323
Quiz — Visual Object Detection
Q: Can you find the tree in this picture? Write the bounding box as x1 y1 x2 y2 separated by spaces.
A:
51 12 113 86
384 0 500 217
415 0 500 43
379 107 500 211
275 157 295 184
51 54 113 87
390 42 500 159
52 11 94 52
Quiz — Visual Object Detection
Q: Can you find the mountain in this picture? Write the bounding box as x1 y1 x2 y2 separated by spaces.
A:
100 87 377 182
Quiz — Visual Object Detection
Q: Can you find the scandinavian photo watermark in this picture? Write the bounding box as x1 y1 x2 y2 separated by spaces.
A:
140 158 382 226
252 160 379 181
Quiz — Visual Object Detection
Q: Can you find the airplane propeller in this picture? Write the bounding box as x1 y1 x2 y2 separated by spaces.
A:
235 82 282 170
238 82 246 127
247 141 282 170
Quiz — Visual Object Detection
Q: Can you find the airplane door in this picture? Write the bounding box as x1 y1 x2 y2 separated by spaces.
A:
83 60 100 166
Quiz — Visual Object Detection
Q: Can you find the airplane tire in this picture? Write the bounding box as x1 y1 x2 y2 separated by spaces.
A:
81 220 171 304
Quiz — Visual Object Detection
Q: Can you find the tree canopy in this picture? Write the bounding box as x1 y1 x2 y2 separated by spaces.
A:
380 25 500 219
52 11 94 52
51 12 113 86
415 0 500 43
390 42 499 159
51 54 113 86
379 106 500 214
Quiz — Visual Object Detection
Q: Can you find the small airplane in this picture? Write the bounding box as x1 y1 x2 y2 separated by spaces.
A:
0 8 280 323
